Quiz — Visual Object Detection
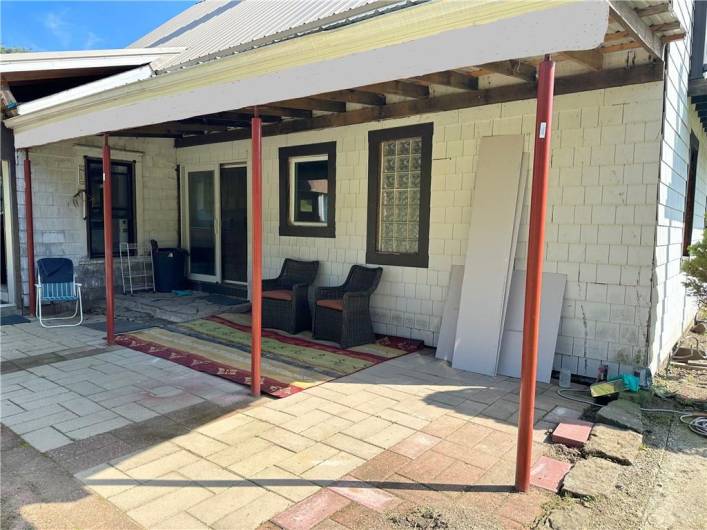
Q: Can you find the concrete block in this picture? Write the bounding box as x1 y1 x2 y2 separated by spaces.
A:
584 424 642 465
596 400 643 433
562 457 622 499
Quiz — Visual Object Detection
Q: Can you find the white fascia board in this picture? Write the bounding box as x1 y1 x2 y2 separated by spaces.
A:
18 66 154 115
11 1 609 149
0 48 184 73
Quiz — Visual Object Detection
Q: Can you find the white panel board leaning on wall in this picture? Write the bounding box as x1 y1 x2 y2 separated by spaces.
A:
436 265 464 363
452 135 526 376
497 271 567 383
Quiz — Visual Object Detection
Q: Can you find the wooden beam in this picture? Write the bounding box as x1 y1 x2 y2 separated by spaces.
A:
650 21 682 34
689 78 707 97
600 41 642 54
560 49 603 71
458 68 493 78
604 30 630 42
662 32 685 43
635 3 670 18
481 60 536 83
110 132 182 138
244 105 313 119
176 63 662 148
163 122 232 132
356 81 429 98
181 117 253 129
413 71 479 90
274 98 345 113
608 0 663 58
310 89 385 106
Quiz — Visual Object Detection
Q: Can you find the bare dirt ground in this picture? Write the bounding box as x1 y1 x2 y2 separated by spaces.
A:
537 340 707 530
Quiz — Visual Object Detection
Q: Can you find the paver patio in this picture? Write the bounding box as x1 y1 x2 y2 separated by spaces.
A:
1 319 585 529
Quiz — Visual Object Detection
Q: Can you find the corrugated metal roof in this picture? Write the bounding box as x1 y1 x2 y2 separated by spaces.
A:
130 0 423 72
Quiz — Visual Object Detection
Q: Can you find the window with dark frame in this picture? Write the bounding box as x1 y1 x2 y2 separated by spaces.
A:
683 132 700 257
366 123 433 268
279 142 336 238
85 157 136 258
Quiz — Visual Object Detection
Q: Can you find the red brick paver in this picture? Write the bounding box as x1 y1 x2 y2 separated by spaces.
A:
551 420 593 448
529 456 572 492
390 432 441 459
330 476 401 512
272 489 350 530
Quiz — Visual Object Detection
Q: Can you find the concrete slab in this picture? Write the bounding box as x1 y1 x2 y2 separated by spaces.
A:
584 424 643 465
596 399 644 433
562 457 622 499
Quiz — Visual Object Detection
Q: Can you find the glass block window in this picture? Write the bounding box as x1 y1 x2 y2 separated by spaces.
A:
367 123 432 268
378 137 422 254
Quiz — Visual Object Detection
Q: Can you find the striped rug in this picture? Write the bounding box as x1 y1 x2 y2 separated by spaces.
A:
115 312 423 397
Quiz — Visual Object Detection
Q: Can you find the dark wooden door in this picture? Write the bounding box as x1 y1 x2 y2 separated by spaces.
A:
220 166 247 283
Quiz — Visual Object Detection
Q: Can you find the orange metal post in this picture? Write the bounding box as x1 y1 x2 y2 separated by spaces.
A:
515 55 555 492
102 135 115 344
251 115 263 397
23 150 36 316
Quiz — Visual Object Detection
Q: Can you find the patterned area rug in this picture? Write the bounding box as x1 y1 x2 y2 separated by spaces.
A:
115 312 423 397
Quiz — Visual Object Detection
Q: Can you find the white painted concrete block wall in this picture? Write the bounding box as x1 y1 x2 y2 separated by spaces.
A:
15 136 177 305
177 81 664 374
650 0 707 372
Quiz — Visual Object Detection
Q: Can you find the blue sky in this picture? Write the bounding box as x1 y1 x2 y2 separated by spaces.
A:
1 1 197 51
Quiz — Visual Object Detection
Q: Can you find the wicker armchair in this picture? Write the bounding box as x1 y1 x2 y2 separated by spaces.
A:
261 259 319 334
313 265 383 348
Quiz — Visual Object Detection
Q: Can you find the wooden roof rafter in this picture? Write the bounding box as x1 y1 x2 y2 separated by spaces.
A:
607 0 666 59
172 62 663 148
113 3 685 144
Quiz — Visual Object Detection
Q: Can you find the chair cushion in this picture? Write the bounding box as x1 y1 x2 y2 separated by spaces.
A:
263 289 293 301
317 299 344 311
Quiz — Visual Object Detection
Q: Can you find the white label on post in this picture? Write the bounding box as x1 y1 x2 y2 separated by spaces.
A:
539 122 547 139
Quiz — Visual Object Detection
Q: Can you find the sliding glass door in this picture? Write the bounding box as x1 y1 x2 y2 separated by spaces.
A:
186 168 217 281
184 164 248 284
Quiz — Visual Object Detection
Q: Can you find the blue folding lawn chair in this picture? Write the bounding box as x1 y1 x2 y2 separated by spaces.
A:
35 258 83 328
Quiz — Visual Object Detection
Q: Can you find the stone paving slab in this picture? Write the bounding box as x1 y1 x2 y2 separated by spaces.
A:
562 457 622 499
596 399 644 433
1 342 250 452
584 423 643 465
3 319 588 530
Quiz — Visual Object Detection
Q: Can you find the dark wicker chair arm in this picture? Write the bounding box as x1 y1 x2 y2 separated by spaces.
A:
262 278 281 291
342 291 371 311
315 286 346 300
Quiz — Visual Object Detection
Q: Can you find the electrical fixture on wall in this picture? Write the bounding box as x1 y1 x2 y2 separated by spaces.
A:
71 162 88 219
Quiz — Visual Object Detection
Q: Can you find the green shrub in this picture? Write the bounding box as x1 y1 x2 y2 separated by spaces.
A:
682 232 707 309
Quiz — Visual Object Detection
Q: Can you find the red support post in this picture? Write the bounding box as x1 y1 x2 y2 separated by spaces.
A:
102 134 115 345
23 150 36 316
250 114 263 397
515 55 555 493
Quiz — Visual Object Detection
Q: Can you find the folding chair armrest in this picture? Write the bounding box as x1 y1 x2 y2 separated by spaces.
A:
75 283 83 287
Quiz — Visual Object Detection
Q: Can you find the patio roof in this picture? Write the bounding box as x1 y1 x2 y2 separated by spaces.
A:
130 0 424 73
6 1 685 150
7 0 617 149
